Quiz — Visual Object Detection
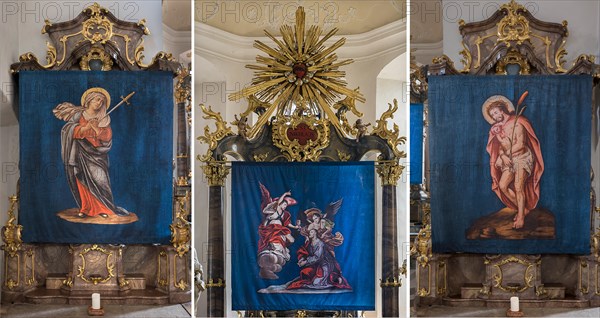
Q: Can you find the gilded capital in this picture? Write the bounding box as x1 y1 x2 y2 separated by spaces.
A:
376 160 403 186
202 162 230 187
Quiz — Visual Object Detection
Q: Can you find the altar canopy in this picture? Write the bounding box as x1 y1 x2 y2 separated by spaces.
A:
231 162 375 311
429 75 591 254
19 71 173 244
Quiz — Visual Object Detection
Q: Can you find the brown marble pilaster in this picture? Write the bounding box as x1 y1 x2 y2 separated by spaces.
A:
381 184 399 317
176 101 189 185
207 185 225 316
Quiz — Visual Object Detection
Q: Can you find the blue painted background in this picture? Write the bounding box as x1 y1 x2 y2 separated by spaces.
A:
19 71 173 244
429 75 591 254
231 162 375 311
410 103 424 184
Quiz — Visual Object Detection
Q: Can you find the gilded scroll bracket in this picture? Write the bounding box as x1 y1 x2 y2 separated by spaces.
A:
1 195 22 258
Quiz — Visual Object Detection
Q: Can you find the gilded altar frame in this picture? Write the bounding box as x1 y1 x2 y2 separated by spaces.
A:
2 3 191 305
411 0 600 307
198 6 406 317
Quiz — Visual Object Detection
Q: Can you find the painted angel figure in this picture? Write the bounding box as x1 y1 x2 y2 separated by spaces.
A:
286 199 351 290
53 88 130 220
257 183 300 279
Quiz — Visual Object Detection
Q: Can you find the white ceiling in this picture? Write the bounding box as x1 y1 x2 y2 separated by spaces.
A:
163 0 192 31
410 0 443 44
195 0 406 36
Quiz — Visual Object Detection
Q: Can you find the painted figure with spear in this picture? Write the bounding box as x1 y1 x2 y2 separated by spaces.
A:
483 92 544 229
53 88 135 219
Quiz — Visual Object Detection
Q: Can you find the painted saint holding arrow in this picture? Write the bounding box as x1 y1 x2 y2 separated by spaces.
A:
53 88 136 221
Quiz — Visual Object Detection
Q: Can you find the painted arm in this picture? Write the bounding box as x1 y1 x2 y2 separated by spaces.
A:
277 191 291 206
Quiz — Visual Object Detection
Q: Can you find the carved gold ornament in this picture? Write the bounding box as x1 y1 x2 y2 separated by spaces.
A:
496 0 530 46
411 224 432 267
174 68 191 104
333 89 363 136
372 99 408 160
380 275 402 288
80 47 113 71
496 50 531 75
76 244 115 285
82 11 113 44
376 159 403 186
173 249 189 291
158 250 168 287
490 256 536 293
1 195 22 258
458 41 472 73
410 63 428 103
38 3 150 68
336 150 351 162
206 278 225 288
272 112 330 162
228 7 365 139
253 152 270 162
554 39 568 73
170 193 191 257
63 275 74 288
197 104 234 162
201 162 231 187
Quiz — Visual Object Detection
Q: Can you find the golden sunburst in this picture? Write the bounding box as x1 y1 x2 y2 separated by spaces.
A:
229 6 365 138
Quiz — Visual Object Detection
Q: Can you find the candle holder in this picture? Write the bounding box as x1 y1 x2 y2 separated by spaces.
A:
88 306 104 316
506 309 524 317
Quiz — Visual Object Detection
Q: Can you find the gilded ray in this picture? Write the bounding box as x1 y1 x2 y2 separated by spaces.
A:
228 6 365 138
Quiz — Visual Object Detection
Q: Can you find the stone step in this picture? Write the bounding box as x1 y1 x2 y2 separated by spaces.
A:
544 283 565 300
124 274 146 290
45 273 67 290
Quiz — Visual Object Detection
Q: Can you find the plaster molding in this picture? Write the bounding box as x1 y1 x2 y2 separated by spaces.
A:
163 23 192 56
411 40 444 64
195 19 406 64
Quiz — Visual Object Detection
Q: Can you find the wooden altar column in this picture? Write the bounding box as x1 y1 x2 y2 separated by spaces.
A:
204 162 229 317
377 161 402 317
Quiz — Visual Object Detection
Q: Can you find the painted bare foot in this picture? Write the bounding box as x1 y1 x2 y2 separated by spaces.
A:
513 215 525 229
514 209 530 222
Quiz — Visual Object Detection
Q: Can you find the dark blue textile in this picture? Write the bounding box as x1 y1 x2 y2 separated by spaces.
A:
410 103 424 184
429 75 591 254
231 162 375 310
18 71 173 244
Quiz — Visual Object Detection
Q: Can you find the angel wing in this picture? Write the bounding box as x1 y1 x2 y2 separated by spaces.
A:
259 182 272 210
52 102 84 121
323 198 343 222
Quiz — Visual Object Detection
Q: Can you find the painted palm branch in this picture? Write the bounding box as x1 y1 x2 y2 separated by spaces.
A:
510 91 529 158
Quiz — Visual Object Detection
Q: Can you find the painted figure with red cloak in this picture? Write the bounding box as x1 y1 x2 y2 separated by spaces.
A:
286 200 351 290
258 183 300 279
483 94 544 229
53 88 130 221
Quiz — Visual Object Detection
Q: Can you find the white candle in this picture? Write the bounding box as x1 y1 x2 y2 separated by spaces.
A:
510 296 519 312
92 293 101 309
